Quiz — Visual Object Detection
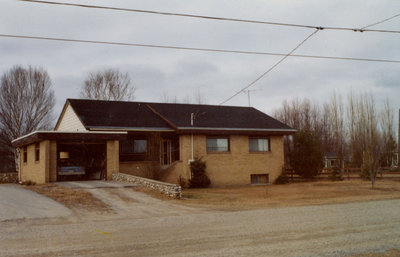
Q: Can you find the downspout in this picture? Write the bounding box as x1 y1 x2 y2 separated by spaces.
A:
15 148 21 183
189 113 195 180
191 113 194 162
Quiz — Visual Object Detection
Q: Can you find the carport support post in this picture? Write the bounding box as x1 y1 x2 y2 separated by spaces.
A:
106 140 119 180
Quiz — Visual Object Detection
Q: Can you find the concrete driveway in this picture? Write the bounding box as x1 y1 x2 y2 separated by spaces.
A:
0 184 71 221
55 180 137 189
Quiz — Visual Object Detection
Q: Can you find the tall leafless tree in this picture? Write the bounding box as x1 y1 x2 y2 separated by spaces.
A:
80 69 135 101
330 91 346 168
379 98 397 167
0 65 55 171
160 90 207 104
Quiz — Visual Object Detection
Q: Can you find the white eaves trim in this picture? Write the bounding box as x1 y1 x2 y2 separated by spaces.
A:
88 127 175 132
12 130 128 143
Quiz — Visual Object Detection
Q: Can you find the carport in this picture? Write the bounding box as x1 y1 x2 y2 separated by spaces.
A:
12 131 126 184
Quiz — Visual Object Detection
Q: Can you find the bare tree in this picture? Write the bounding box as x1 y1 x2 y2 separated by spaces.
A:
379 98 397 167
347 92 381 187
0 65 55 171
80 69 135 101
330 91 346 168
160 90 207 104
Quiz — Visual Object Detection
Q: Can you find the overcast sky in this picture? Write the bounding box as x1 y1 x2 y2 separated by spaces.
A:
1 0 399 128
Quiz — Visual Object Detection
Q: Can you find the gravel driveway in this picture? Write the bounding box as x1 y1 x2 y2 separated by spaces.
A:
1 198 399 256
0 184 71 221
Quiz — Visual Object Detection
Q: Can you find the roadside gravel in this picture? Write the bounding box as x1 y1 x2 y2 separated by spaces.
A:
1 198 399 256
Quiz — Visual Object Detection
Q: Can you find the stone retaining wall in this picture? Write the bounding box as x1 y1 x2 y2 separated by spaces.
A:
112 172 182 199
0 173 18 184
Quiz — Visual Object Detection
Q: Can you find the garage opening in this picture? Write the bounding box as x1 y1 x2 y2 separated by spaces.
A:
57 142 106 181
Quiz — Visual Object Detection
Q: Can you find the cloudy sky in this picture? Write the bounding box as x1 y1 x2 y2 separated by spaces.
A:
1 0 399 126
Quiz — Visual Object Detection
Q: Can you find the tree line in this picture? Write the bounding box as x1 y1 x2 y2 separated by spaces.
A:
0 65 136 173
273 92 397 186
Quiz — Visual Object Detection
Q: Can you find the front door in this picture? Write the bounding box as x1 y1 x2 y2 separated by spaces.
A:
161 140 172 165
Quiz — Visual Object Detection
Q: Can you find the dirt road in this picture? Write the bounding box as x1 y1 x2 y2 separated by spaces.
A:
1 196 399 257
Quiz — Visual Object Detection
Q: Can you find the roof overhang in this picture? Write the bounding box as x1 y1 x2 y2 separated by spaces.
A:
12 131 128 148
177 127 296 135
87 126 175 132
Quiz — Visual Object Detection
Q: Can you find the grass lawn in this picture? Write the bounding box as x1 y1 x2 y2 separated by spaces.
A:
177 179 400 211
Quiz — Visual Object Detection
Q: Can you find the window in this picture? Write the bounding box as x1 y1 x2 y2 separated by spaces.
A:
120 138 148 162
206 137 229 152
133 140 147 153
23 146 27 163
35 143 40 162
249 137 270 152
251 174 269 185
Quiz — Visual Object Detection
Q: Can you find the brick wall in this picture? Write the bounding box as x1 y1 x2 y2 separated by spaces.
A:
106 140 119 180
176 134 284 187
118 134 285 187
19 140 51 184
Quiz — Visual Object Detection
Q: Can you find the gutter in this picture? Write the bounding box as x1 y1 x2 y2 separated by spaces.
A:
177 127 297 132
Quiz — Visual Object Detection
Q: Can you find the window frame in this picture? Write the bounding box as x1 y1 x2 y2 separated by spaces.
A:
249 137 271 152
250 173 269 185
119 137 148 162
206 136 230 153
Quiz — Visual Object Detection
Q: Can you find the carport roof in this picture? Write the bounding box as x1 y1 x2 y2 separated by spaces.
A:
12 131 127 147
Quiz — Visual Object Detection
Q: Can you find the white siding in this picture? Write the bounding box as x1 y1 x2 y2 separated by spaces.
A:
56 104 87 131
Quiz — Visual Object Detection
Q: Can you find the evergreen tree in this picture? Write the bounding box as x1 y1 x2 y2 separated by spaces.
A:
290 128 324 178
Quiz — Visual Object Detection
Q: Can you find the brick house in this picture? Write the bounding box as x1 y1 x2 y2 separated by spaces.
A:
12 99 295 186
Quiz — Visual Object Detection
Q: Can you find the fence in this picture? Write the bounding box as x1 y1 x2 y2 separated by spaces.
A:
285 168 400 181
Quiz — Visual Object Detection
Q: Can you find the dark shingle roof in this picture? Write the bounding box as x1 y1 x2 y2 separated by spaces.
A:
67 99 171 130
66 99 294 133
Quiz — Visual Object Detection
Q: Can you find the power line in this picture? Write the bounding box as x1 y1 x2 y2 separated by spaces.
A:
18 0 400 34
1 33 400 64
361 13 400 30
219 29 320 105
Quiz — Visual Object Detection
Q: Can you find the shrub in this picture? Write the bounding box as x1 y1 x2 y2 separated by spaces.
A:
290 128 324 178
274 173 290 184
177 175 187 188
189 158 210 188
329 166 343 181
274 167 290 184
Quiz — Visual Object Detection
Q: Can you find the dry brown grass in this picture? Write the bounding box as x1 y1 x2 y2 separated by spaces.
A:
347 249 400 257
25 184 111 212
177 180 400 211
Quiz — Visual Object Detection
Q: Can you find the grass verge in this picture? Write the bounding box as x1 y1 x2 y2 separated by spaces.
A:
176 180 400 211
24 184 111 212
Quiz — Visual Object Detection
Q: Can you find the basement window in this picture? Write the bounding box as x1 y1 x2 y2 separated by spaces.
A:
251 174 269 185
35 143 40 162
